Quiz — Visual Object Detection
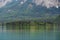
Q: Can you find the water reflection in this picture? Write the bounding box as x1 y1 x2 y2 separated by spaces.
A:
5 21 55 31
0 21 60 40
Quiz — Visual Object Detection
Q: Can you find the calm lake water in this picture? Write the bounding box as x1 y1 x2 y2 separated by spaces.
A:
0 30 60 40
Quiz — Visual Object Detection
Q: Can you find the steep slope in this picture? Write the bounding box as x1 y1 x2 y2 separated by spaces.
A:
0 0 60 23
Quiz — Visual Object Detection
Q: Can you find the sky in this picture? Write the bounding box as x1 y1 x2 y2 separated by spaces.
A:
0 0 60 8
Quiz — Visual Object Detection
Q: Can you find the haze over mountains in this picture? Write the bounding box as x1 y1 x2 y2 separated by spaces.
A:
0 0 60 23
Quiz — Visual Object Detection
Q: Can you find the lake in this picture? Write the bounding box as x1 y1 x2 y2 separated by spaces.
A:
0 30 60 40
0 22 60 40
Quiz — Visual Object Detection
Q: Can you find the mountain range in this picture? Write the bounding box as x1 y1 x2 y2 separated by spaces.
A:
0 0 60 23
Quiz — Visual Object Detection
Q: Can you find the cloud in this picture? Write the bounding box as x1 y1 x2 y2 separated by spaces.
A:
0 0 12 8
33 0 60 8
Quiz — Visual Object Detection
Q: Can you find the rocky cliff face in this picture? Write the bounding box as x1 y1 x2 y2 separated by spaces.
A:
0 0 12 8
0 0 60 8
0 0 60 23
33 0 60 8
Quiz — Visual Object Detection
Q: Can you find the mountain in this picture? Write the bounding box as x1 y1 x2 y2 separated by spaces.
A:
33 0 60 8
0 0 12 8
0 0 60 23
0 0 60 8
54 15 60 23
